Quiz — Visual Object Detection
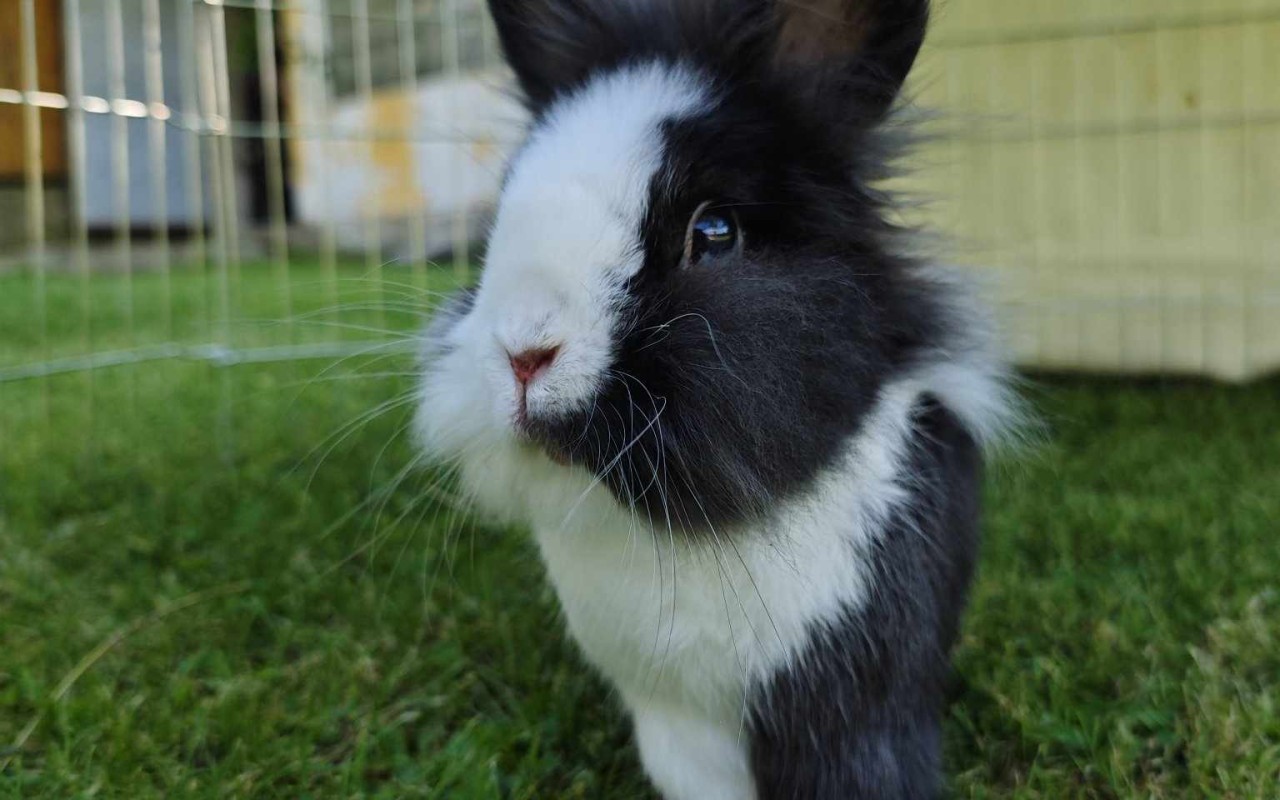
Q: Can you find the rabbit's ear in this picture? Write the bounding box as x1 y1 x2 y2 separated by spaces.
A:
486 0 616 110
771 0 930 115
487 0 776 111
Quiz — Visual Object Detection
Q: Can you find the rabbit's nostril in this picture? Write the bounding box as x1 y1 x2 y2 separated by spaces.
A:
509 346 560 385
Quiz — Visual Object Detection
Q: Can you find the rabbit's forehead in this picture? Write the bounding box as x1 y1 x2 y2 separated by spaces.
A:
482 63 708 304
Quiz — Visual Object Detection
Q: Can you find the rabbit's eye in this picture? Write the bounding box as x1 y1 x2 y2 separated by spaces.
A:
684 201 742 267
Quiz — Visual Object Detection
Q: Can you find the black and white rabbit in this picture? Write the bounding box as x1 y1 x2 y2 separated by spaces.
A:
415 0 1015 797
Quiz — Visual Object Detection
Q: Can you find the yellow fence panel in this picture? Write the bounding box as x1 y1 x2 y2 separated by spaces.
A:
908 5 1280 380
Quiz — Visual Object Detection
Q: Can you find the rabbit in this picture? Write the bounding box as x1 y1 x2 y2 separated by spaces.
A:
414 0 1016 797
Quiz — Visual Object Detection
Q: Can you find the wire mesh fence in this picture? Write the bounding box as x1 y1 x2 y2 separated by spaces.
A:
1 0 1278 449
0 0 523 489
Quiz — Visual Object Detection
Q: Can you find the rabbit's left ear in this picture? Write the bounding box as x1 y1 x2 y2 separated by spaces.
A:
487 0 631 111
771 0 930 116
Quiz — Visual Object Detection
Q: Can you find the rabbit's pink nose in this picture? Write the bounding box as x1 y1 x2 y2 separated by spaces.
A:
509 346 559 385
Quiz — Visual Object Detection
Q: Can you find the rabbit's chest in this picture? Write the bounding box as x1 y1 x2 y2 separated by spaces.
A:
533 511 873 713
535 528 749 707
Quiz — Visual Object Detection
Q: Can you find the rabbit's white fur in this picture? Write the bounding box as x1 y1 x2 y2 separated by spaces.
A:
416 64 707 521
419 65 707 461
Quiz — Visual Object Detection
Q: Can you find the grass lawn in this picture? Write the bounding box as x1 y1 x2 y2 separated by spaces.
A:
1 264 1278 798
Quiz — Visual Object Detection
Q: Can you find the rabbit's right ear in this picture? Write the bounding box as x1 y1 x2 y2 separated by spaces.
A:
487 0 617 110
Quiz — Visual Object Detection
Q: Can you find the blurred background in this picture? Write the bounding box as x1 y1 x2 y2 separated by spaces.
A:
1 1 1277 796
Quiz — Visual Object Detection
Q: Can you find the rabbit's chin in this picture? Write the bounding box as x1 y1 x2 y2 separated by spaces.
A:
513 430 574 468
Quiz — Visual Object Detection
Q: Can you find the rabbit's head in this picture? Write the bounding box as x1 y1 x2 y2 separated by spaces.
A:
416 0 972 532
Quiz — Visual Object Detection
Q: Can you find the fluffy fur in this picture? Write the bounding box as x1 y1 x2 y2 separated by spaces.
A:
414 1 1014 797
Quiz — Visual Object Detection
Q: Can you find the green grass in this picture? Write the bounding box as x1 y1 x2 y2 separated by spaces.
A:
2 265 1278 798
